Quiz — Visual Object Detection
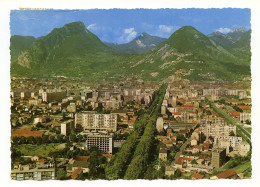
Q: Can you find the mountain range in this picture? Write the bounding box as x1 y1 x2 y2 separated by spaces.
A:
10 21 251 81
105 33 166 54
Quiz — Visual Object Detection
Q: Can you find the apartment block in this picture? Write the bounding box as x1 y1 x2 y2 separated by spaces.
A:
211 148 226 168
86 135 113 154
75 112 117 131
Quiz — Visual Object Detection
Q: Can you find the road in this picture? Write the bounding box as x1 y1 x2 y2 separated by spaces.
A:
174 136 191 161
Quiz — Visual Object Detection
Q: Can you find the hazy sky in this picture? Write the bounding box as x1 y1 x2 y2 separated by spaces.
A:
10 9 251 44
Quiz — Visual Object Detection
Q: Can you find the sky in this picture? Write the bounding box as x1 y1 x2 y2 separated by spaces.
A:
10 9 251 44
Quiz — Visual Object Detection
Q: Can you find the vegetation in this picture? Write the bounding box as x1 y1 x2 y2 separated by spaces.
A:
11 22 251 82
88 147 107 180
208 101 251 144
12 143 62 157
105 84 167 179
56 168 68 180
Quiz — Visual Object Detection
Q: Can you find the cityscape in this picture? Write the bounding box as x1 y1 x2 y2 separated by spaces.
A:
9 9 252 180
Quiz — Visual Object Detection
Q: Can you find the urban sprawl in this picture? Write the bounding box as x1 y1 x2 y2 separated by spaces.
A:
10 74 252 180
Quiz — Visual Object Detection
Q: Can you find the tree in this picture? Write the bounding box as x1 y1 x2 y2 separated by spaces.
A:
245 120 251 125
27 136 35 144
205 110 212 115
12 137 19 145
191 159 198 165
77 134 83 142
36 122 43 128
56 168 67 180
49 135 56 143
88 147 106 179
174 168 182 178
229 130 235 136
35 136 42 145
233 105 243 112
19 136 27 144
57 134 64 143
42 135 49 143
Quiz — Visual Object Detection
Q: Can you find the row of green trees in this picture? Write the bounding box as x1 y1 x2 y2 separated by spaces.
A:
123 84 167 179
105 114 149 179
124 116 157 179
105 83 167 179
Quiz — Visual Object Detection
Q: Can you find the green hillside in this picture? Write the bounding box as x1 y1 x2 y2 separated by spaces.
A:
10 35 36 63
125 26 250 81
10 22 251 82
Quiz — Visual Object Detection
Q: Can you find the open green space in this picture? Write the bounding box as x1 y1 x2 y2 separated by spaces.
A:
13 143 62 157
233 161 251 173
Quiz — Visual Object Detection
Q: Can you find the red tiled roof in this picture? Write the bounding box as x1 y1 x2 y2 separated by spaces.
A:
238 106 251 111
172 112 182 115
35 154 42 158
38 158 47 163
102 154 113 158
71 168 83 179
227 99 239 103
175 156 193 165
191 173 204 179
216 169 237 179
199 156 206 160
231 111 240 116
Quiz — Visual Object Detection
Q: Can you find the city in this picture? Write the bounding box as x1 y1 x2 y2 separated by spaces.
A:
8 9 252 181
10 73 251 180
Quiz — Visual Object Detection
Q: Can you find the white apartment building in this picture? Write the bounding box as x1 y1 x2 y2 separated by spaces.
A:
240 112 251 123
75 112 117 131
201 124 236 138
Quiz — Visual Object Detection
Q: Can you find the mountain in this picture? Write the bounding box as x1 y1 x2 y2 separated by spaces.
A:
207 31 234 47
125 26 250 81
105 32 167 54
11 22 129 80
231 30 251 62
208 26 247 47
10 35 36 63
226 26 246 41
11 23 251 82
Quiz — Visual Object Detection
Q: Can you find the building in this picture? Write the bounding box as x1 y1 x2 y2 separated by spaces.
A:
86 135 113 154
211 169 238 179
61 119 74 136
201 123 236 138
191 173 204 179
211 148 226 168
42 91 67 103
156 117 164 132
214 136 242 148
75 112 117 132
11 164 55 180
238 142 251 156
240 112 251 123
159 144 167 161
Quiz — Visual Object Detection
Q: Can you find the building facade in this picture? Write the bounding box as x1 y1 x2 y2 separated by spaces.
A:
75 112 117 131
86 135 113 154
211 148 226 168
61 119 74 136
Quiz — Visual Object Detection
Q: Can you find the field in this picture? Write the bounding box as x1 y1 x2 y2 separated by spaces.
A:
13 143 62 157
